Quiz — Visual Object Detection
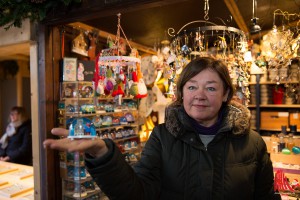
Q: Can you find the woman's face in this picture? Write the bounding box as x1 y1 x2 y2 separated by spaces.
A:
10 111 20 122
183 68 229 127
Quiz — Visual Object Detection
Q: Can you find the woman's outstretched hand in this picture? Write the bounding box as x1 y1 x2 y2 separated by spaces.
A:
43 128 108 158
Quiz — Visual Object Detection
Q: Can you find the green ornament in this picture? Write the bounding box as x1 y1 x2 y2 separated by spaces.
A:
281 148 291 155
129 83 138 96
106 68 112 78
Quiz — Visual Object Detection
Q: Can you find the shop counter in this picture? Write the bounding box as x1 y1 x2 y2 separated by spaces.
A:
0 161 34 200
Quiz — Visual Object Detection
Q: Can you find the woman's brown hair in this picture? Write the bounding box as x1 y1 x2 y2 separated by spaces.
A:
174 57 235 105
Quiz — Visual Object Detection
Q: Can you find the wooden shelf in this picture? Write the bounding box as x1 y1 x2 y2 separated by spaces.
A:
259 104 300 108
113 135 139 143
249 81 300 85
271 153 300 165
63 97 94 100
62 81 93 84
97 97 135 100
262 137 300 182
247 104 300 108
96 123 139 131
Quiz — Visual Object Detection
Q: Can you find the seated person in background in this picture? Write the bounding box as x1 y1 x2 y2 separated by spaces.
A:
0 106 32 165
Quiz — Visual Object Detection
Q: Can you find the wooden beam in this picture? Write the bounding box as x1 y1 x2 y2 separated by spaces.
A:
69 22 157 55
223 0 249 34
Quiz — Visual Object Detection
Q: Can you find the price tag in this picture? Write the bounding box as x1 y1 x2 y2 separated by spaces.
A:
292 113 299 119
278 112 289 117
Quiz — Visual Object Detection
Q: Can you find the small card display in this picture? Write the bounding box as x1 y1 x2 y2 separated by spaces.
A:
62 57 77 81
0 183 33 197
77 60 95 81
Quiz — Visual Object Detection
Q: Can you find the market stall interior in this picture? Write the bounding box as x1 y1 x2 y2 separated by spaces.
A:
0 0 300 199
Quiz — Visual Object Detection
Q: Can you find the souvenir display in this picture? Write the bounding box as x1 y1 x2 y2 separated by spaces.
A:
112 116 120 125
71 32 88 57
77 60 95 81
73 185 87 198
101 115 113 127
58 13 143 199
68 118 97 139
80 104 95 114
125 112 134 123
79 85 94 98
62 57 77 82
104 102 114 112
92 115 102 127
62 83 78 98
141 55 157 86
119 116 128 125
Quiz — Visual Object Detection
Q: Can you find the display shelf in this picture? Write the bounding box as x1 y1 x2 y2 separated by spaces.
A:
260 128 293 132
249 81 300 85
262 136 300 193
272 154 300 181
96 123 139 131
65 111 138 118
249 71 300 134
97 96 135 101
64 176 93 183
63 97 94 100
113 135 139 143
59 77 142 199
258 105 300 108
64 189 101 200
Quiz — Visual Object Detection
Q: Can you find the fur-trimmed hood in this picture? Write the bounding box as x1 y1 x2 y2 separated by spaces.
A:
165 100 251 137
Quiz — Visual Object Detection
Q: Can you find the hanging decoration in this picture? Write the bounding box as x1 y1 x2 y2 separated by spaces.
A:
261 10 300 69
94 13 147 105
151 0 250 105
71 31 88 57
260 10 300 103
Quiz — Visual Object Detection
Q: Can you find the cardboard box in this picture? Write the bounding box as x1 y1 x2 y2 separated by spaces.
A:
260 111 289 130
289 112 300 128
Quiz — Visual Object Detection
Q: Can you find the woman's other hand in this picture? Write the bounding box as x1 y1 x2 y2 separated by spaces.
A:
43 128 108 158
0 156 10 161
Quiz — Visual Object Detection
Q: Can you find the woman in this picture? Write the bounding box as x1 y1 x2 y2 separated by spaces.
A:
0 106 32 165
44 57 278 199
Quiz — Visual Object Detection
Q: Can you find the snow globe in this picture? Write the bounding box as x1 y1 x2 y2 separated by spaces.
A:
68 117 97 139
